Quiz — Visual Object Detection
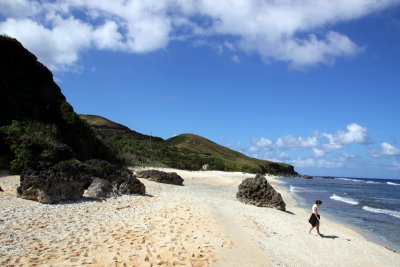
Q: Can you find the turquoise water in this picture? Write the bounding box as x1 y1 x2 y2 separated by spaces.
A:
280 176 400 252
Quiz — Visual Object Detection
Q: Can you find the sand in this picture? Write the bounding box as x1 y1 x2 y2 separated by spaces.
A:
1 168 399 266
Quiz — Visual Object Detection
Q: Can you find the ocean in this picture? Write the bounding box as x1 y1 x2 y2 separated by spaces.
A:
280 176 400 252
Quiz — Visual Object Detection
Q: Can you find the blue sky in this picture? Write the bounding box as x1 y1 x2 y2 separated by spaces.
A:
1 0 400 178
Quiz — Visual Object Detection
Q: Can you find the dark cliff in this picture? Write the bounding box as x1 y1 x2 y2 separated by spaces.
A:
0 35 116 171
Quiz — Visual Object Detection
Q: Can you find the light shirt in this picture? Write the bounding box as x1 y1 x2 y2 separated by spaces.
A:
312 204 320 215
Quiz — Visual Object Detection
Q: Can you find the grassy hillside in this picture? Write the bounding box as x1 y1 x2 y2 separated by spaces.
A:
79 115 129 130
166 134 297 175
81 115 298 176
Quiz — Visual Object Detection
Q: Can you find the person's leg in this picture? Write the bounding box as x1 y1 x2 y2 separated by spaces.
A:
316 224 322 236
308 225 314 233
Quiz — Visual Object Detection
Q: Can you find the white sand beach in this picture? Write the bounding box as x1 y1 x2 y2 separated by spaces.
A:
1 168 399 266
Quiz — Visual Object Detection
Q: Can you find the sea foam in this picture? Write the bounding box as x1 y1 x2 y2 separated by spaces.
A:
366 181 381 184
290 185 327 194
330 194 359 205
338 178 362 182
387 182 400 186
362 206 400 219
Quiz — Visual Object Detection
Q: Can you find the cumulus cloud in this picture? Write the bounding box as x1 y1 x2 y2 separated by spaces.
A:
381 142 400 156
276 135 318 150
289 154 356 168
1 0 399 70
255 137 273 148
0 17 93 70
0 0 40 17
290 158 315 168
313 148 326 158
261 151 289 162
322 123 370 150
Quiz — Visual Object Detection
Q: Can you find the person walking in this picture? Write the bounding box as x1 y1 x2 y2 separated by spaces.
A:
308 200 323 236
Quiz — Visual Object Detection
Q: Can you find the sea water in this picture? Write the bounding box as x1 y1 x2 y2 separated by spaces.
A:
281 176 400 252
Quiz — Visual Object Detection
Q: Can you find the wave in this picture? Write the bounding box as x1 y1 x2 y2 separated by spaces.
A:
366 181 381 184
338 178 362 182
289 185 327 194
330 194 359 205
362 206 400 219
387 182 400 186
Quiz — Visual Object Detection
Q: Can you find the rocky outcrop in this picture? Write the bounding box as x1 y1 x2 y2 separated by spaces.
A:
17 161 90 204
85 178 115 200
18 160 145 204
236 174 286 211
0 36 117 173
136 170 184 186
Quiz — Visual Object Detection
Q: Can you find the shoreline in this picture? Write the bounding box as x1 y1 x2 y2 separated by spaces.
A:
1 168 400 266
275 176 399 253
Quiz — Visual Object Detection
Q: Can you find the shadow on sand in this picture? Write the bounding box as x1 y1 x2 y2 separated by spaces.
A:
57 193 154 205
284 210 295 215
321 234 340 239
0 169 12 178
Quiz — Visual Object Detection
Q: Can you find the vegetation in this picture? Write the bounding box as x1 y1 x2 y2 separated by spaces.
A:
0 35 297 176
0 35 117 172
83 115 298 176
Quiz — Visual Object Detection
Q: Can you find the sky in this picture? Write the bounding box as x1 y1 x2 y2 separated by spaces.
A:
1 0 400 179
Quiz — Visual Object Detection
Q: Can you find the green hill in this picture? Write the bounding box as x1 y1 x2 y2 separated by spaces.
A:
79 115 129 130
81 116 298 176
166 134 297 175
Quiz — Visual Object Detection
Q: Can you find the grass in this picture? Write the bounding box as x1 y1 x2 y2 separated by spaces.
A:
82 115 298 176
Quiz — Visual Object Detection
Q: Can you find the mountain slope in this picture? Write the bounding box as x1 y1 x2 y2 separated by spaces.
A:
82 115 298 175
166 134 297 175
0 35 116 171
79 115 129 130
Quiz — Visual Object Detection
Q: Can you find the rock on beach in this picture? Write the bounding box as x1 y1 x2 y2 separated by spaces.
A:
236 173 286 211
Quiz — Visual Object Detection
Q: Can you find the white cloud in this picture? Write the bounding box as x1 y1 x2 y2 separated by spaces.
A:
381 142 400 156
313 148 326 158
322 123 370 150
276 135 318 150
290 158 315 167
262 151 289 162
0 18 93 70
289 154 356 168
0 0 40 17
231 54 240 63
1 0 400 71
248 146 258 152
255 137 273 148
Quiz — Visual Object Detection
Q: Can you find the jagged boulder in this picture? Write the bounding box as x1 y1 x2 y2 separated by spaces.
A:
85 178 115 200
236 174 286 211
115 176 146 195
136 170 184 186
18 160 145 204
17 161 91 204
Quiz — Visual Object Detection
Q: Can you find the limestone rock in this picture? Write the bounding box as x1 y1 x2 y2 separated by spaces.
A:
115 176 146 195
136 170 184 186
18 160 145 204
17 161 90 204
85 178 114 200
236 174 286 211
